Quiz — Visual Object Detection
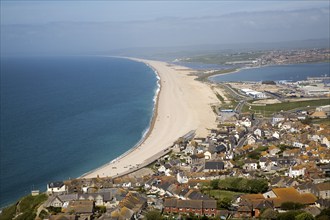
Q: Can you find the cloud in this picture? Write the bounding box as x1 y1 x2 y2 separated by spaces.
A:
1 7 329 55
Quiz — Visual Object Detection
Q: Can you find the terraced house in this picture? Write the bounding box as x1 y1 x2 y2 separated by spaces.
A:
164 198 218 217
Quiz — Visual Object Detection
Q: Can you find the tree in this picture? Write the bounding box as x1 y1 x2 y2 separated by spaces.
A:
280 202 304 210
144 210 162 220
261 208 278 220
316 208 330 220
210 179 220 190
295 213 314 220
217 197 232 209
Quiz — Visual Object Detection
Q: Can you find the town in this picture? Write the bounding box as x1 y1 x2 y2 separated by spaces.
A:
3 75 329 220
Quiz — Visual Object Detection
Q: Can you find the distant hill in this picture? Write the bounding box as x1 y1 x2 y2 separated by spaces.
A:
99 38 330 61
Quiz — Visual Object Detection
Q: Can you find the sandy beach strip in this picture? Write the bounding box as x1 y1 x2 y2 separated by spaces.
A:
82 58 218 179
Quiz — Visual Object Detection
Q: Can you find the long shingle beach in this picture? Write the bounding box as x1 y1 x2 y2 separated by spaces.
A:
82 58 218 178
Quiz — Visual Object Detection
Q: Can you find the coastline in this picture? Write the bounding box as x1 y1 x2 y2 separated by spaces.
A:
82 58 218 179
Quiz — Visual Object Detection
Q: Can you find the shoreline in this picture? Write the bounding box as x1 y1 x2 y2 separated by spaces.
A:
81 57 218 179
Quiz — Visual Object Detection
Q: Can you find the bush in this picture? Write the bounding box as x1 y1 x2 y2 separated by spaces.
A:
316 208 330 220
277 211 304 220
144 210 162 220
295 213 314 220
261 208 278 220
217 177 268 193
0 204 16 220
280 202 305 210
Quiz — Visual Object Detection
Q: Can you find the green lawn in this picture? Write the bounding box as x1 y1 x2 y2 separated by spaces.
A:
209 190 244 201
243 99 330 116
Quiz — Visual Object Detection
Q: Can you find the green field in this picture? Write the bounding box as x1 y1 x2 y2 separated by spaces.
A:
209 190 244 201
242 99 330 116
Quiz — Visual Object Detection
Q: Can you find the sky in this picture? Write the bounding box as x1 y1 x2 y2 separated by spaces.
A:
1 1 329 55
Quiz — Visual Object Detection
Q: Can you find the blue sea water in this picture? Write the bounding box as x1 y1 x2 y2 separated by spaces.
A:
210 62 330 82
0 56 157 208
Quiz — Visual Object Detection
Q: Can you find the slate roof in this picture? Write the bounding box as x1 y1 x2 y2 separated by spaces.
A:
178 200 203 209
203 200 217 209
64 201 94 214
185 190 211 201
205 161 224 170
164 198 217 210
48 181 64 188
78 192 112 201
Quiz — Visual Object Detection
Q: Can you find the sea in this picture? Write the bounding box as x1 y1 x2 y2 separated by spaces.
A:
0 56 158 208
1 58 329 208
210 62 330 82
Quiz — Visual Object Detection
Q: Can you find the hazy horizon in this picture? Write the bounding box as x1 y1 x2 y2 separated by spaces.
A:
1 1 329 55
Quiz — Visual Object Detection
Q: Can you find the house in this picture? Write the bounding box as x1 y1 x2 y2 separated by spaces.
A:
283 149 300 157
77 192 112 206
310 111 327 119
62 200 94 218
321 137 329 148
164 198 217 217
204 161 225 172
247 134 256 145
184 145 196 155
111 207 135 220
297 182 313 194
268 146 280 156
45 194 78 208
184 189 212 201
254 129 263 138
47 181 67 195
293 142 305 148
243 159 258 171
177 172 189 184
240 118 252 127
277 157 296 167
234 206 252 218
204 151 212 160
311 182 330 199
315 198 330 209
286 165 305 178
272 114 285 125
224 160 235 170
113 192 147 219
262 187 317 208
272 131 280 139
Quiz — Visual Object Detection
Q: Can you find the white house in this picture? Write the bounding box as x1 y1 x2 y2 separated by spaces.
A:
243 159 258 171
240 118 252 127
293 142 304 148
184 145 195 155
247 134 256 145
47 181 67 195
286 166 305 178
254 129 263 138
321 137 330 148
272 115 285 125
177 172 189 184
204 151 212 160
272 131 280 139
